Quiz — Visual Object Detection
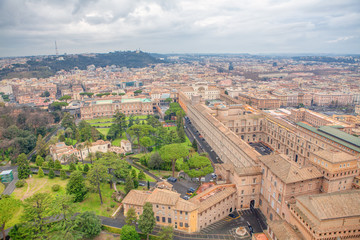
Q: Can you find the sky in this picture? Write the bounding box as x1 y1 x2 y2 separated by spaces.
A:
0 0 359 57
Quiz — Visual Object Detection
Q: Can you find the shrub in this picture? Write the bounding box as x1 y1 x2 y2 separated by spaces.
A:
15 180 25 188
48 169 55 179
54 160 62 170
110 203 115 208
69 162 76 171
52 184 60 192
60 169 67 180
42 162 49 168
38 167 44 178
83 164 89 172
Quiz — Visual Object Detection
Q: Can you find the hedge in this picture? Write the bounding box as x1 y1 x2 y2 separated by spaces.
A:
102 225 159 239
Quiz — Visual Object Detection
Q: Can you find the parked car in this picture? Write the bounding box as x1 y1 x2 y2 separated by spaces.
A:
188 187 196 193
139 182 145 186
200 177 206 182
167 177 177 183
182 195 190 200
211 173 217 179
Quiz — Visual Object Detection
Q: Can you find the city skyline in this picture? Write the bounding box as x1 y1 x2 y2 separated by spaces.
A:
0 0 359 57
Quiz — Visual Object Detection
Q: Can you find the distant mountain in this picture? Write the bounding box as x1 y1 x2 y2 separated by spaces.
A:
0 51 163 80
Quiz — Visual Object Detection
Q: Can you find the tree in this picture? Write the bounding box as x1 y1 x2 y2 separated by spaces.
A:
131 168 137 179
48 169 55 179
48 158 55 169
84 140 93 164
125 207 137 226
83 164 89 172
148 152 163 170
35 155 44 166
51 194 75 222
38 167 44 178
138 202 156 240
0 197 21 240
139 136 153 152
40 90 50 97
60 169 66 180
121 225 140 240
127 124 155 148
74 212 101 238
69 162 76 171
192 139 198 151
59 95 71 102
177 127 186 143
66 171 87 202
22 193 52 237
76 144 85 163
138 170 146 180
87 163 109 205
125 174 134 194
158 226 174 240
17 153 31 179
54 160 62 169
159 144 188 177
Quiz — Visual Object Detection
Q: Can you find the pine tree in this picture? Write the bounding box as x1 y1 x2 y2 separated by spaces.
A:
17 153 31 179
35 155 44 167
69 162 76 171
125 174 134 194
138 202 156 240
192 139 198 151
48 169 55 179
48 159 55 169
38 167 44 178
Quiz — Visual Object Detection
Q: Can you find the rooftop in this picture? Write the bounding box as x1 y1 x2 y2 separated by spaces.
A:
312 149 358 163
259 154 322 184
296 190 360 220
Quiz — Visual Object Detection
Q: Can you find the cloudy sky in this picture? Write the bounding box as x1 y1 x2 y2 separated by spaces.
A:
0 0 359 57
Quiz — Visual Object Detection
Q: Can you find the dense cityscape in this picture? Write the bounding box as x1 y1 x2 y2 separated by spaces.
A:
1 0 360 240
0 52 359 240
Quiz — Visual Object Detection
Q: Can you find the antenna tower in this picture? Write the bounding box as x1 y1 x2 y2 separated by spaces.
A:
55 41 58 56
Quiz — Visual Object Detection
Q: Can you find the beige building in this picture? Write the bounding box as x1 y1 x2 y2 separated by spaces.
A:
122 184 237 233
289 190 360 240
80 98 153 119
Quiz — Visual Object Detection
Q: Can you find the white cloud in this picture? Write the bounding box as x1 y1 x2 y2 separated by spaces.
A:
0 0 359 56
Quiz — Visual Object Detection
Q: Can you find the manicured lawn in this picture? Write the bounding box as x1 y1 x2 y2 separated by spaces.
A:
149 170 179 179
86 118 114 124
0 182 4 194
75 183 118 218
96 127 110 136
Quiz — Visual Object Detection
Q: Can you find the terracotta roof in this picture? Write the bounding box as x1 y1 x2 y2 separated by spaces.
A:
92 140 111 146
259 154 322 184
190 184 236 212
268 220 304 240
296 190 360 220
175 199 198 212
122 190 150 206
312 149 357 163
147 188 180 206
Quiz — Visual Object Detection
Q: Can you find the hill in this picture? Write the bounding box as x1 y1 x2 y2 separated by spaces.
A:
0 51 163 80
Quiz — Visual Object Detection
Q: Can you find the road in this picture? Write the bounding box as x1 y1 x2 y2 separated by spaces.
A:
184 118 223 165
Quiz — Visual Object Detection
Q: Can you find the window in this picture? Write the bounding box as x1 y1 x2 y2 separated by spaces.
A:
162 217 166 223
185 223 189 228
156 216 160 221
180 222 183 227
253 178 256 184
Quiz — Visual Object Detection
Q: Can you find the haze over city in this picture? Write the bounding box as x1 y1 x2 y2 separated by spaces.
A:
1 0 360 57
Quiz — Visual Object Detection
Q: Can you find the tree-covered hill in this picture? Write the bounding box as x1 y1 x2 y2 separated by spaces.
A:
0 51 163 79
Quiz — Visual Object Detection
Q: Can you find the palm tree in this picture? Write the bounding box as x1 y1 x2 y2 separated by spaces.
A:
76 143 85 164
84 140 93 164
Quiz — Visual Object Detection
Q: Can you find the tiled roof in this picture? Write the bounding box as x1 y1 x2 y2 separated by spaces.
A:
122 190 150 206
259 154 322 184
296 190 360 220
147 188 180 206
312 149 357 163
268 220 304 240
190 184 236 212
319 126 360 147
